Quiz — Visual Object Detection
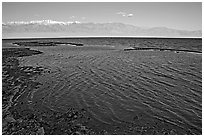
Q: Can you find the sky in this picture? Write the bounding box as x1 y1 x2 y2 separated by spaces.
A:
2 2 202 31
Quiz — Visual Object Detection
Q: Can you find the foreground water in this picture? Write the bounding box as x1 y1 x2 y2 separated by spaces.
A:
3 38 202 134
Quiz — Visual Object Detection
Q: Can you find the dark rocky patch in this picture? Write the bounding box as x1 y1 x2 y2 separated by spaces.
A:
3 48 43 58
2 48 95 135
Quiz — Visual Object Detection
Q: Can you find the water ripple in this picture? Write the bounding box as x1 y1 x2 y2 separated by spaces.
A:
21 46 201 134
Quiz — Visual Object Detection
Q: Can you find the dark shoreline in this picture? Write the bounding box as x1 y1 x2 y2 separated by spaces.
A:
124 47 202 53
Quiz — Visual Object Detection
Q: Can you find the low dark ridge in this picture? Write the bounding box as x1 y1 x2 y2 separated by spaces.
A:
13 41 84 47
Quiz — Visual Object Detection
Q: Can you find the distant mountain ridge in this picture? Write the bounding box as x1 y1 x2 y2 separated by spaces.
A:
2 20 202 38
3 20 81 25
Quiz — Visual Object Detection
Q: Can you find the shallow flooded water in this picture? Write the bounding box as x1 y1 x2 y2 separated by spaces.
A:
3 38 202 134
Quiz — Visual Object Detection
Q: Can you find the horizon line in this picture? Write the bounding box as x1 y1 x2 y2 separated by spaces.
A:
2 36 202 40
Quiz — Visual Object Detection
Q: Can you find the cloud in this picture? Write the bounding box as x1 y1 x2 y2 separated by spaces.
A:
127 14 133 17
116 12 134 17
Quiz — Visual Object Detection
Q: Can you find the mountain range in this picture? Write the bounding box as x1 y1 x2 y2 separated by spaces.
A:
2 20 202 38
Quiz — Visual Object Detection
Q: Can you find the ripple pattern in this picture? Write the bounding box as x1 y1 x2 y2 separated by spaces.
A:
19 45 202 134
